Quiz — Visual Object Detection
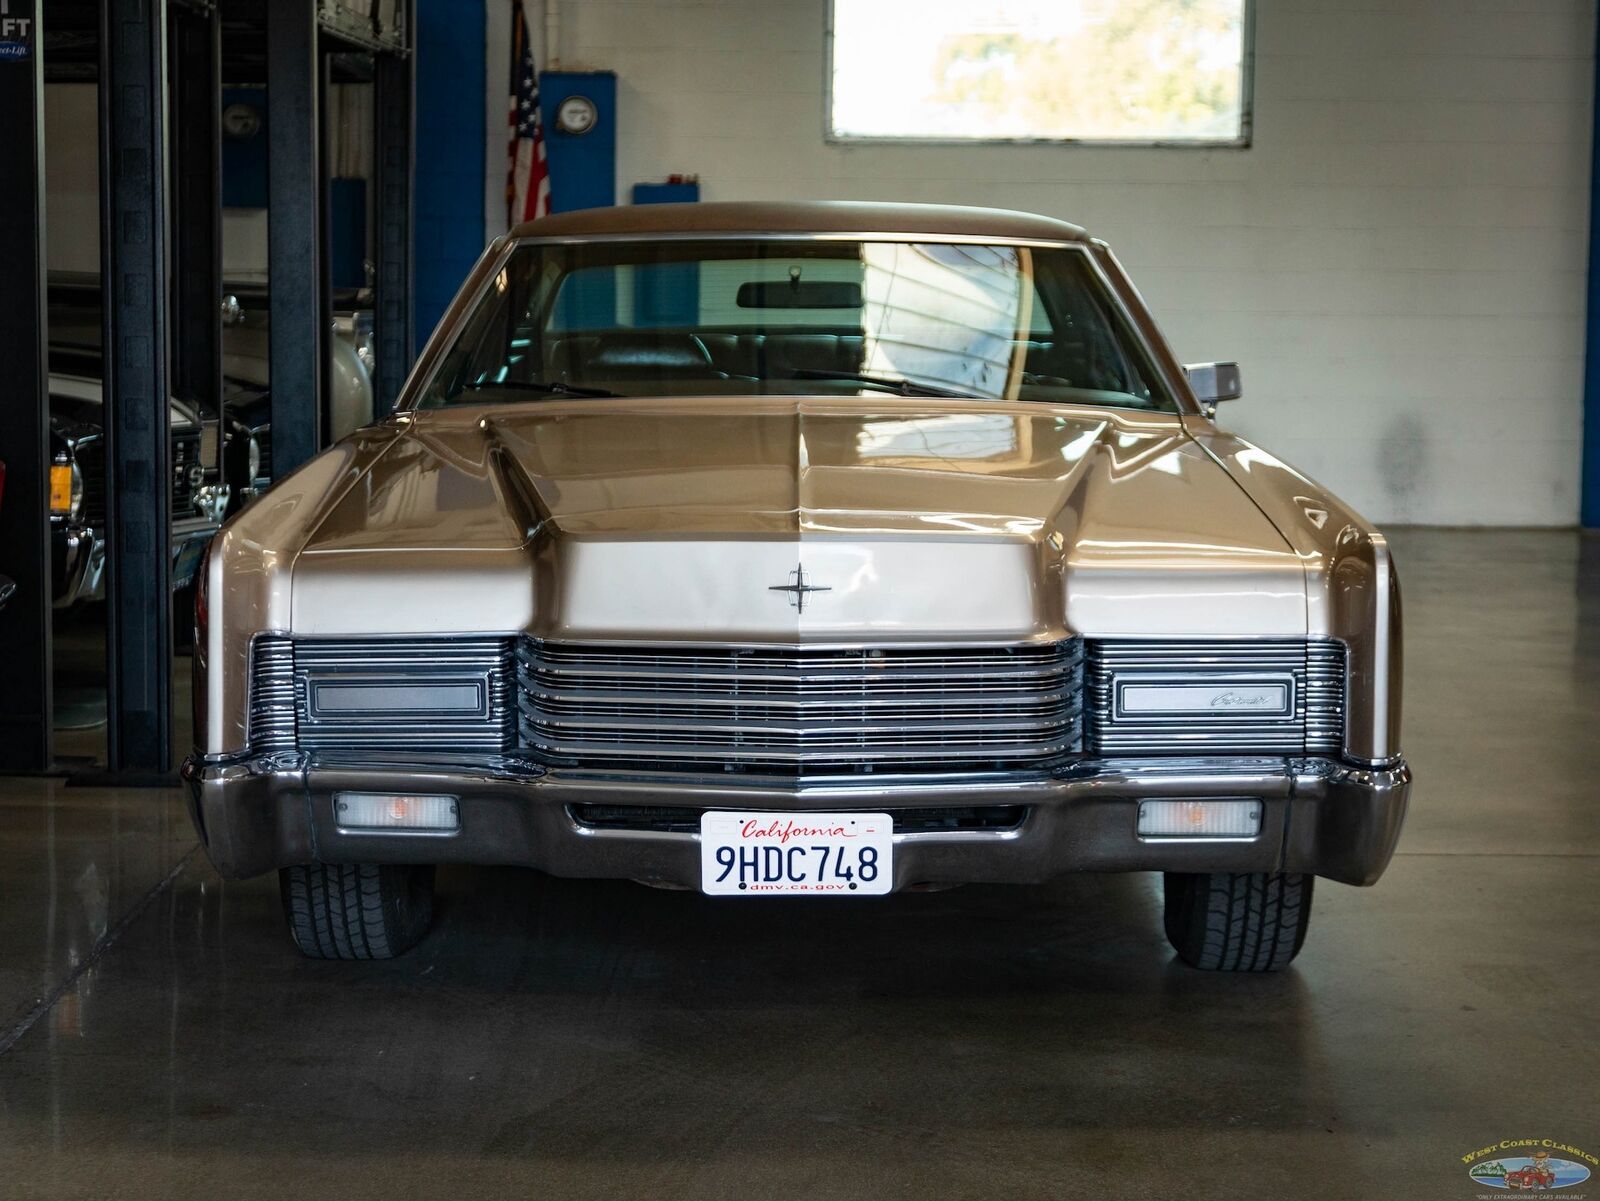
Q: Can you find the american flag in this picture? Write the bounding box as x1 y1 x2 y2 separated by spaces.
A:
507 0 550 224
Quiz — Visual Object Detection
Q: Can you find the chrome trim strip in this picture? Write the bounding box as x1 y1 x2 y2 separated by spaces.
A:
512 232 1094 248
565 824 1029 846
1370 534 1393 761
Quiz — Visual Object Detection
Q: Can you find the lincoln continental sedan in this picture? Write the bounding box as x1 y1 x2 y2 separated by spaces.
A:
183 201 1408 970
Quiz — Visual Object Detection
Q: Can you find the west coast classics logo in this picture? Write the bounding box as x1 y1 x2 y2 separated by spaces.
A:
1463 1140 1595 1194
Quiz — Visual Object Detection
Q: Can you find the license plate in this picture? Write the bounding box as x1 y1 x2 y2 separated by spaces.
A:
700 811 892 896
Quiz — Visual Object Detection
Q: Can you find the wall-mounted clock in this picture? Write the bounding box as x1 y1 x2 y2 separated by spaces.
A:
223 103 262 140
555 95 599 136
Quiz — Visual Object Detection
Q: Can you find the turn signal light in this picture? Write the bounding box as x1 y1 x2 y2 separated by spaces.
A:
49 463 75 515
1137 799 1261 839
335 793 460 832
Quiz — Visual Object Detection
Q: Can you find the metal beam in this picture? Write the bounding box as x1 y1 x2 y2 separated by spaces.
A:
317 48 334 446
171 3 221 455
0 0 52 772
101 0 174 772
266 0 323 477
372 37 414 412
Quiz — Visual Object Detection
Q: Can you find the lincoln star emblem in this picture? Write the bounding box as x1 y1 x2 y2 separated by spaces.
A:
769 564 831 613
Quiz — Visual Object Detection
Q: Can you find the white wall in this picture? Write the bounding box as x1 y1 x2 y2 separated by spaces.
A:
43 83 99 276
495 0 1595 526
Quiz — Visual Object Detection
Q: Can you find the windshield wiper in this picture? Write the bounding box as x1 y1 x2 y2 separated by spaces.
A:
787 369 977 399
459 379 621 399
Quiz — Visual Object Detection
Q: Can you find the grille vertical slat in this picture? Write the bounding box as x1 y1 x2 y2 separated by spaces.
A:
1302 641 1346 754
247 636 297 752
1085 638 1346 755
516 638 1084 778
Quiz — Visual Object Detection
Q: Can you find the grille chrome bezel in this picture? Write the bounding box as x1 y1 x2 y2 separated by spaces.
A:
293 638 517 752
517 637 1085 777
245 636 518 754
1085 638 1346 756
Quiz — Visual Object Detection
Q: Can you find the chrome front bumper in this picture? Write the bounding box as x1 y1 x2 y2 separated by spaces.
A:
181 753 1410 889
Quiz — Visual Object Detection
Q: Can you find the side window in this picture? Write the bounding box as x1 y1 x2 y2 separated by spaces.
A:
1031 256 1158 402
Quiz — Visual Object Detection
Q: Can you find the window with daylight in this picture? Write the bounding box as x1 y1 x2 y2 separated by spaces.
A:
827 0 1252 145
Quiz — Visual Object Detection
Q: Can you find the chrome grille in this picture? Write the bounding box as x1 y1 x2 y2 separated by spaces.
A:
517 638 1084 777
1085 639 1345 755
76 437 106 529
247 636 296 752
171 427 201 515
292 638 516 752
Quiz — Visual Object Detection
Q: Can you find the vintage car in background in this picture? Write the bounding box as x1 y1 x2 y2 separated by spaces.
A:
45 280 373 608
184 202 1409 970
48 350 230 607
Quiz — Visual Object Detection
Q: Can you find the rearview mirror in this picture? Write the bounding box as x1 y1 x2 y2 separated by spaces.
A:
1183 361 1242 407
736 280 862 309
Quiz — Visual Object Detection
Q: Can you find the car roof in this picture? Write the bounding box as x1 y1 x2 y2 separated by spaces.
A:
509 200 1091 243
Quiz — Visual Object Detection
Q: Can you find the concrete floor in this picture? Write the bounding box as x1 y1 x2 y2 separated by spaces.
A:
0 528 1596 1200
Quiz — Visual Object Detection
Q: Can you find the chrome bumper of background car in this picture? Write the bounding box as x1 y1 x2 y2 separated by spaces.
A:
52 516 217 606
51 520 105 608
181 753 1410 890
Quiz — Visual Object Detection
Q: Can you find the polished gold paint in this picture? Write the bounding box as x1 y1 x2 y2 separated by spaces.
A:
200 203 1401 766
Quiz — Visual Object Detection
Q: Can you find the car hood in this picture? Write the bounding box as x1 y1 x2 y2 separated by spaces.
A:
289 398 1307 640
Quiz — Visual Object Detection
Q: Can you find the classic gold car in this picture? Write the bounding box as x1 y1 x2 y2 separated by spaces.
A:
183 201 1408 969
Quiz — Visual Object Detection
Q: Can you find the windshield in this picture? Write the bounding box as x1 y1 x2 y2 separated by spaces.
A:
416 239 1176 412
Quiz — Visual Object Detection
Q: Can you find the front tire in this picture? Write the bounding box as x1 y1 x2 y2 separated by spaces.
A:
279 863 436 960
1163 871 1313 972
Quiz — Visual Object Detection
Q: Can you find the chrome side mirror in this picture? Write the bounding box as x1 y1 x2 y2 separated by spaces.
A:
1183 362 1242 415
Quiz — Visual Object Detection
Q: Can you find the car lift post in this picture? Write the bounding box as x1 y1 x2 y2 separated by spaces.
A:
373 19 414 414
100 0 174 773
267 0 325 477
171 1 222 461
